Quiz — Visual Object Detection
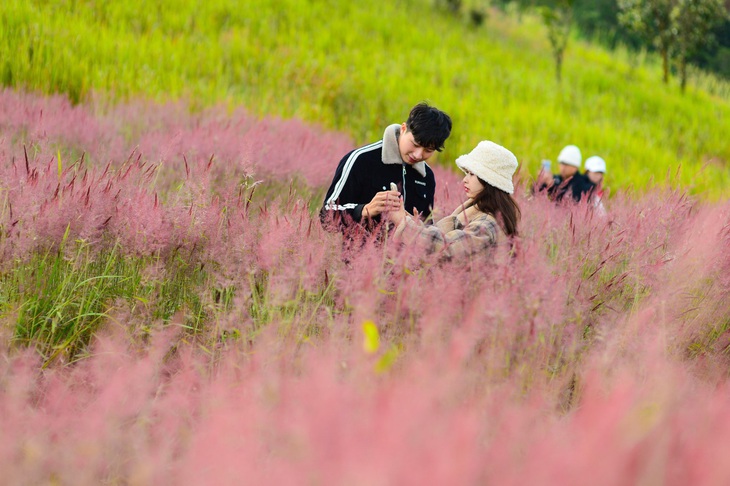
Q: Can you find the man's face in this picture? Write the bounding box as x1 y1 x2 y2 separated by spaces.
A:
399 123 435 165
559 162 578 179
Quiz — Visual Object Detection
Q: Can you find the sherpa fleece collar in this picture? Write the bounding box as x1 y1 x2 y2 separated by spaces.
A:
382 124 427 177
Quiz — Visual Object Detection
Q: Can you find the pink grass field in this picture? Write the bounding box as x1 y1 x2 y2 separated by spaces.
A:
1 89 730 484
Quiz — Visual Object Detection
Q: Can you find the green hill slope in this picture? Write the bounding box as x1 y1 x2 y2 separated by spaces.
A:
2 0 728 197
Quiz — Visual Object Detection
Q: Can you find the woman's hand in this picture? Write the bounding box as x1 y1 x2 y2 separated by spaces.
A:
386 194 407 226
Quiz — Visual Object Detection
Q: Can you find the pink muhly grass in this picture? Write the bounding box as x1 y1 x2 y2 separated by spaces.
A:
0 89 108 155
3 317 730 484
0 89 353 264
0 89 353 189
0 143 205 260
4 89 730 484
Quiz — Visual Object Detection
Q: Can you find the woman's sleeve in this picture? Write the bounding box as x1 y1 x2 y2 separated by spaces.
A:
393 215 498 260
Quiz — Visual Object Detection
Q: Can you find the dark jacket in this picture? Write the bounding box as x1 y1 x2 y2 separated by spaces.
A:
549 172 596 203
320 124 436 230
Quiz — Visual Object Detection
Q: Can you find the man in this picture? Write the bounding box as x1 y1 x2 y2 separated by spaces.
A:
320 102 452 231
536 144 595 203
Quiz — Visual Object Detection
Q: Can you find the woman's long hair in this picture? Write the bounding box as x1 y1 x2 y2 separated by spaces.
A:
469 180 521 237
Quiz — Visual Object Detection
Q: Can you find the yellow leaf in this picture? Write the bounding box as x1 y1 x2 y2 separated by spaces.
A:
362 320 380 354
375 344 400 374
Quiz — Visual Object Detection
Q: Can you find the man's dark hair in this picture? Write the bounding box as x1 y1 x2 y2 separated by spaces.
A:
405 102 452 152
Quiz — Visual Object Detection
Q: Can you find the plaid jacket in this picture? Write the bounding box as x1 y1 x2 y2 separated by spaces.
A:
393 210 500 260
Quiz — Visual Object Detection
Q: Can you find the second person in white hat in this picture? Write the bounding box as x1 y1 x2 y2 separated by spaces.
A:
386 141 521 260
537 144 596 203
584 155 607 215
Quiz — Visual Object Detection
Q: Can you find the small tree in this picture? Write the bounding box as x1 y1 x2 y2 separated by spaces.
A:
539 0 575 83
433 0 463 15
465 0 491 26
618 0 677 83
672 0 728 91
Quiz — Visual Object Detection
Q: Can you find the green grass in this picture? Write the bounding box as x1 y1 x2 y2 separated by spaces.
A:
1 0 729 197
7 240 134 365
2 239 227 365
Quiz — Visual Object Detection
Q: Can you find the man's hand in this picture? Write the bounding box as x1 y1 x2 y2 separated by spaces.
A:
362 190 402 220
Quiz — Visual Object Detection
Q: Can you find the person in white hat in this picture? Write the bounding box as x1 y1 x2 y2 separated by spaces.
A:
584 155 607 214
584 155 606 186
536 144 595 203
386 141 521 260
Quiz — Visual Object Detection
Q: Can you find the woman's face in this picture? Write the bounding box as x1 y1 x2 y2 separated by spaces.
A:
462 170 485 199
587 171 604 185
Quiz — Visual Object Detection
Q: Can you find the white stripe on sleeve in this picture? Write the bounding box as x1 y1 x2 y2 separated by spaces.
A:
325 141 383 206
324 203 359 211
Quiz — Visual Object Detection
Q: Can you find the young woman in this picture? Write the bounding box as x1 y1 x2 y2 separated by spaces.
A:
386 141 521 260
584 155 607 216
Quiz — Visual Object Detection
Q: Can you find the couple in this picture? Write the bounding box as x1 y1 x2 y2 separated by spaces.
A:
320 102 520 260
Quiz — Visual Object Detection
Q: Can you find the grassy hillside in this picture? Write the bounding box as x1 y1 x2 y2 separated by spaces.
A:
2 0 729 197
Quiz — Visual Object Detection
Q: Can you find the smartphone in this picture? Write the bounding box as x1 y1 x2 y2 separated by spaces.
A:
541 159 552 171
